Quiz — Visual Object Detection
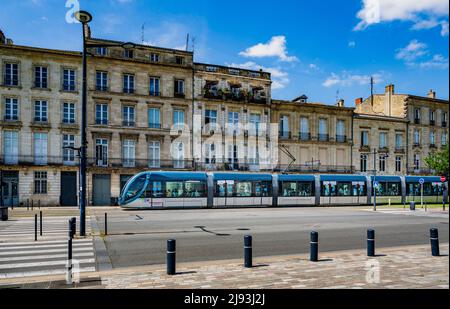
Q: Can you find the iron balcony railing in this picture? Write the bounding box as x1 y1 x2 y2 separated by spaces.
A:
318 134 329 142
96 85 108 92
174 92 185 99
336 135 347 143
0 155 78 166
430 120 435 126
123 88 134 94
149 91 160 97
414 118 421 125
299 132 311 141
279 132 292 139
122 120 136 127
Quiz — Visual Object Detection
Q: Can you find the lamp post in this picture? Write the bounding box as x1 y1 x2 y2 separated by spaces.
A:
74 11 136 236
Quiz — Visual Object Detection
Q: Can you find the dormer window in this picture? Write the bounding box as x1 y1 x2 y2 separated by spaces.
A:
97 47 107 56
150 53 159 62
229 69 240 75
175 56 184 65
124 49 134 59
206 66 217 72
249 72 261 78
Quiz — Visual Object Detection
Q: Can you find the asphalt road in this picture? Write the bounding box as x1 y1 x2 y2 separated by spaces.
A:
95 207 449 269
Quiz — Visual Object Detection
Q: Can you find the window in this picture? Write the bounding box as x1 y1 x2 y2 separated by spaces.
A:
414 129 420 145
122 106 135 127
149 77 160 96
175 56 184 65
148 108 161 129
63 134 76 164
442 132 448 146
250 114 261 136
280 181 314 197
319 118 328 141
166 182 184 198
205 143 216 164
122 139 136 167
374 182 401 196
395 134 403 149
34 100 48 122
63 69 76 91
321 181 366 197
279 116 289 138
148 141 160 168
4 98 18 121
4 62 19 86
205 110 217 128
185 181 207 198
123 74 135 93
361 131 369 147
95 104 108 125
174 79 185 96
442 112 448 127
430 131 435 146
34 132 48 165
407 182 445 197
205 66 217 72
300 117 309 140
229 112 240 134
34 172 47 194
173 109 185 130
3 131 19 165
414 108 421 122
360 154 368 172
96 71 108 91
95 139 108 166
429 110 435 124
336 120 346 142
395 156 402 172
379 132 387 148
379 155 386 172
34 66 48 88
173 142 185 168
236 182 252 197
63 103 75 124
150 53 159 62
124 49 134 59
96 47 107 56
414 154 420 171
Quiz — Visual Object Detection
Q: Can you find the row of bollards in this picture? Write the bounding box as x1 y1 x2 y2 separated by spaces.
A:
165 228 441 275
33 211 44 241
26 200 41 211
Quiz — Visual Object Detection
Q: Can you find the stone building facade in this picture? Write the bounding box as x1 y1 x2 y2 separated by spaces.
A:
0 28 448 206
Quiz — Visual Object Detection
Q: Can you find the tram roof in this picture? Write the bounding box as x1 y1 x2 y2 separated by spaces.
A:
405 176 443 183
278 175 316 182
147 172 207 181
370 176 402 182
320 175 367 182
213 173 273 181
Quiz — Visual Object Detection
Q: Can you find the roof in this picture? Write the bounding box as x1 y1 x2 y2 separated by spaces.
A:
213 173 273 181
370 176 402 182
278 175 316 182
405 176 444 183
320 175 367 182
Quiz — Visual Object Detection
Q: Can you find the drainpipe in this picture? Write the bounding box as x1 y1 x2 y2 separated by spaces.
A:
351 112 354 173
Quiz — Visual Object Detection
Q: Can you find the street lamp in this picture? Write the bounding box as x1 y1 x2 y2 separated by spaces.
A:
74 11 137 236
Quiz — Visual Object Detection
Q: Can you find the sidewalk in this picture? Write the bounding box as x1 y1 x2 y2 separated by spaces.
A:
1 243 447 289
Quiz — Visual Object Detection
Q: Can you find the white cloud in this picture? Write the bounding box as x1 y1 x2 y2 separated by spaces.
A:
419 54 449 69
227 61 290 90
354 0 449 36
239 36 298 62
322 71 384 88
142 22 191 50
348 41 356 48
441 21 449 36
395 40 428 62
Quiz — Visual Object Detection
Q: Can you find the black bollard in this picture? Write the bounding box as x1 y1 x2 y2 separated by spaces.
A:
367 229 375 257
310 231 318 262
167 239 176 275
67 237 73 284
27 199 29 211
34 214 38 241
244 235 252 268
104 213 108 235
39 211 43 236
68 218 74 239
71 217 76 238
31 200 34 211
430 228 440 257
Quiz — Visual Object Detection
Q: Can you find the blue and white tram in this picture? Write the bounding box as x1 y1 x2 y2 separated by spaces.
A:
119 172 448 209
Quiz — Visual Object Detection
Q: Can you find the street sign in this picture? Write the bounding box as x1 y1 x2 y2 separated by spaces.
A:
441 176 447 183
419 178 425 185
373 181 380 188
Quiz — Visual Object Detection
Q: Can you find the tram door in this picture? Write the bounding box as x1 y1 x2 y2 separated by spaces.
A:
149 181 164 208
254 182 263 206
225 181 234 207
1 172 19 207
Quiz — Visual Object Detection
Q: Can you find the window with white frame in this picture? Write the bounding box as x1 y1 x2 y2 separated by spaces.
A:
300 117 309 135
361 131 369 147
95 139 108 166
4 98 18 121
174 79 185 95
34 171 47 194
205 110 218 129
430 131 436 146
148 108 161 129
379 132 387 148
318 118 328 141
34 100 48 122
122 139 136 167
63 103 75 124
414 154 420 170
379 155 386 172
4 62 19 86
336 120 345 142
173 109 185 130
96 71 108 91
279 115 289 138
205 143 216 164
148 141 160 168
442 132 447 146
360 154 368 172
173 142 185 168
228 111 240 135
150 53 159 62
122 106 135 127
96 47 107 56
250 113 261 136
149 77 160 96
395 133 403 149
123 74 135 93
34 132 48 165
124 49 134 59
63 69 76 91
395 156 402 172
3 131 19 164
414 129 420 145
34 66 48 88
95 104 108 125
414 108 421 121
63 134 76 164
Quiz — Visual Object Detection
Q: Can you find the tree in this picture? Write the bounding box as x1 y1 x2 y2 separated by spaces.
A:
425 145 449 176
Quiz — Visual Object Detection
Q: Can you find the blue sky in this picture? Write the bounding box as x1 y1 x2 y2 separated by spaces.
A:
0 0 448 104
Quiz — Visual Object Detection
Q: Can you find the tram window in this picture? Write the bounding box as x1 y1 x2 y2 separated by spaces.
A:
374 182 399 196
352 182 367 196
124 175 147 201
261 181 272 197
216 181 226 197
236 182 252 197
336 182 351 196
166 182 184 198
321 182 337 196
298 182 313 197
185 181 206 198
254 182 262 197
281 182 297 197
226 182 235 197
407 183 444 196
152 182 164 198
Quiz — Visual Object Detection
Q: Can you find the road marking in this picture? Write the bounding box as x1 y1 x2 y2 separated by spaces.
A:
0 258 95 270
0 252 94 263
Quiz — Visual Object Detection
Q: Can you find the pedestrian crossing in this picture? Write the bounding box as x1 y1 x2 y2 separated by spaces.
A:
0 216 96 280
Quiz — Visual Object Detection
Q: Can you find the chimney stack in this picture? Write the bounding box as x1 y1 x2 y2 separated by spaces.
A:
337 99 345 107
0 30 6 44
385 84 394 95
428 89 436 99
355 98 363 105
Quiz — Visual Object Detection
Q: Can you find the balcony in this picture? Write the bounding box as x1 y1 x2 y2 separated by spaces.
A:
378 147 389 153
248 96 267 104
95 119 108 126
318 134 329 142
407 168 433 175
96 85 108 92
123 88 134 94
359 145 371 152
299 132 311 141
413 143 421 148
87 158 195 170
394 147 405 154
430 120 435 126
1 155 75 167
149 91 160 97
122 120 136 127
336 135 347 143
414 118 421 125
174 92 185 99
149 123 162 129
279 132 292 140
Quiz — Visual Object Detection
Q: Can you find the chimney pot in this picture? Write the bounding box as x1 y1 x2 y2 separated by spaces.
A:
428 89 436 99
355 98 363 105
385 84 394 94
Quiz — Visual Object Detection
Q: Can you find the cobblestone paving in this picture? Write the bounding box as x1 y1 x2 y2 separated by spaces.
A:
101 244 449 289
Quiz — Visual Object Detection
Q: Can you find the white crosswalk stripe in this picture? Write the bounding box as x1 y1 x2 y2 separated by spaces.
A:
0 216 96 279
